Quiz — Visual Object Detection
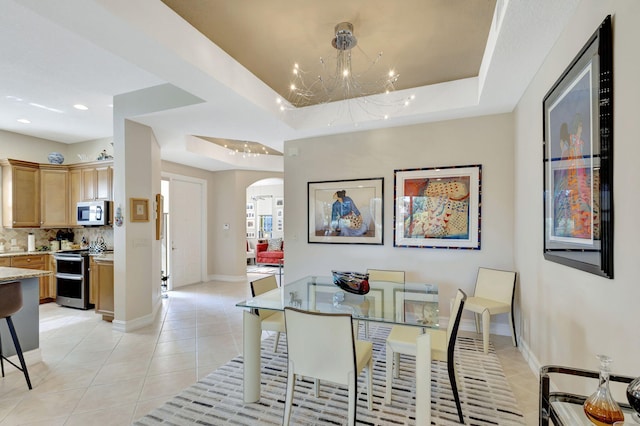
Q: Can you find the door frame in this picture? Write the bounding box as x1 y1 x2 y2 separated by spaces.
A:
162 172 207 289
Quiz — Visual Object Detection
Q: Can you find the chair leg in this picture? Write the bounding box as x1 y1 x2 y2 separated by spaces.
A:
283 370 296 425
366 358 373 411
393 352 400 378
448 360 465 424
5 317 32 390
481 310 490 354
364 321 369 339
273 332 280 353
385 343 394 405
0 332 4 377
474 313 481 334
509 306 518 347
347 375 356 426
314 378 320 398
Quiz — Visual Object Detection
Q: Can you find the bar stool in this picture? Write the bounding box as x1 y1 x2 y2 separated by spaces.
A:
0 281 32 389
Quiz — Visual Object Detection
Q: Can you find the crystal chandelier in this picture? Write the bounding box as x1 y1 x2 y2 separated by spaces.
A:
278 22 414 124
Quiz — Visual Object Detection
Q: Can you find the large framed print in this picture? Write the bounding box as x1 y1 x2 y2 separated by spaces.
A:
543 15 613 278
308 178 383 244
394 165 481 249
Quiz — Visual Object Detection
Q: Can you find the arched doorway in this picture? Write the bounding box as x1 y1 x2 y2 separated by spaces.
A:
246 177 283 271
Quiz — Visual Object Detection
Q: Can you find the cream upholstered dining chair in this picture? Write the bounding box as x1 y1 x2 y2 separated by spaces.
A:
363 269 405 337
283 307 373 426
250 275 285 353
385 289 467 424
462 267 517 354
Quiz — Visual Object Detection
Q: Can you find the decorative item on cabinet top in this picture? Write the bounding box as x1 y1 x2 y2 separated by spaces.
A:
48 152 64 164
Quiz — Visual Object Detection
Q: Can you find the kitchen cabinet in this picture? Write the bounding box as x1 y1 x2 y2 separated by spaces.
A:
80 163 112 201
9 254 50 301
90 256 114 321
0 257 11 267
40 165 69 227
68 168 82 227
1 159 40 228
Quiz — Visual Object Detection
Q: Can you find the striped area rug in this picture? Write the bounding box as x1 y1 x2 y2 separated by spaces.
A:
134 325 525 425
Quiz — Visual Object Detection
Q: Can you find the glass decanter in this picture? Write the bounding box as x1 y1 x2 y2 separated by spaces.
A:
627 375 640 422
584 355 625 426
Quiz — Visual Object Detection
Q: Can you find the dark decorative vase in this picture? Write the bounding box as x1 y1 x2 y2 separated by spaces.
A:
627 376 640 422
331 271 369 295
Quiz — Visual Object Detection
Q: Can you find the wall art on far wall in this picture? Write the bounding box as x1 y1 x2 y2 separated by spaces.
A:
308 177 383 245
394 165 481 249
542 15 613 279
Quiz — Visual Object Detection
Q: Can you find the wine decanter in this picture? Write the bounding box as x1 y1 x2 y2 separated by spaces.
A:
627 375 640 422
584 355 625 426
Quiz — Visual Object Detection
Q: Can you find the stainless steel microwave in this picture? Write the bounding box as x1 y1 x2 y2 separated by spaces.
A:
77 200 110 226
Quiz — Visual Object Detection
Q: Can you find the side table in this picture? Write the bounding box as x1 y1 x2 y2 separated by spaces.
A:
540 365 636 425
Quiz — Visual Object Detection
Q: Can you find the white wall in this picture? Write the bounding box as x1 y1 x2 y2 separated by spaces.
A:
284 113 515 321
514 0 640 378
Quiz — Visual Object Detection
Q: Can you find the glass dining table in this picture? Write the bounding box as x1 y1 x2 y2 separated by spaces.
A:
236 275 439 425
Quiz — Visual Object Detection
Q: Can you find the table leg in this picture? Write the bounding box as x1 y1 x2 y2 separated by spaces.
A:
243 310 262 403
415 333 432 425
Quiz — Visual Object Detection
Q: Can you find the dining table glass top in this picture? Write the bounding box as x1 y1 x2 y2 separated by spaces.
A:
236 275 439 328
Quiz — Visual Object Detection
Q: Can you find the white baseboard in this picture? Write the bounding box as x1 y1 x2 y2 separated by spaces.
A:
208 274 247 282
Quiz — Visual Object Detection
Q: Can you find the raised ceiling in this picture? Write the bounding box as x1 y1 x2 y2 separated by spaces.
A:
160 0 496 104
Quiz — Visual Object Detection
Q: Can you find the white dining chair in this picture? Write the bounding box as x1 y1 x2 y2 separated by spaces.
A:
363 269 405 338
250 275 285 353
462 267 517 354
283 307 373 426
385 289 467 424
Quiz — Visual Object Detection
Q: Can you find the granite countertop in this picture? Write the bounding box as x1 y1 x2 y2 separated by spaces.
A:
0 249 114 258
0 266 52 281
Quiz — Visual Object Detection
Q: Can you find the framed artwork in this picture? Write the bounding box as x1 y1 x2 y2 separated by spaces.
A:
277 209 283 217
246 202 254 211
275 198 284 207
543 15 613 278
394 165 481 249
155 194 164 240
246 220 255 229
247 211 255 219
130 198 149 222
308 177 383 244
246 231 256 238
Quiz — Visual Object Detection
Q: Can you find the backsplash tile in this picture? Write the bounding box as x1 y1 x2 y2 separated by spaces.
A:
0 227 113 251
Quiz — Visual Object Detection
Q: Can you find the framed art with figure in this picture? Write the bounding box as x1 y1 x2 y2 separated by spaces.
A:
543 15 613 278
308 177 383 244
394 165 481 249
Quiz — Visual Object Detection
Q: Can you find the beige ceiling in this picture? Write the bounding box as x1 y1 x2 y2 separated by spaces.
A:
161 0 496 105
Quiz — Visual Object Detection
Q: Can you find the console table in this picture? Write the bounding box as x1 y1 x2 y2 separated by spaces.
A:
540 365 637 425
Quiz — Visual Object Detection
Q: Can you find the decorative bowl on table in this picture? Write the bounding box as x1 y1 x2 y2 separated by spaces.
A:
331 271 370 295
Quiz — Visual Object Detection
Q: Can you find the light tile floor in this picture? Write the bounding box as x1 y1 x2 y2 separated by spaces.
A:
0 274 539 425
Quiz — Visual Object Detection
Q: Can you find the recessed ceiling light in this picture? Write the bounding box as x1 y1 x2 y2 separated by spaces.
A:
17 118 31 124
74 104 89 110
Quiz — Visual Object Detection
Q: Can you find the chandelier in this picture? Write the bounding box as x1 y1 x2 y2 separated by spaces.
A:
278 22 414 124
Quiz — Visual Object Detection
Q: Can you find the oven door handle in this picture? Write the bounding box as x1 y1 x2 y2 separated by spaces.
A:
55 256 83 262
55 273 84 280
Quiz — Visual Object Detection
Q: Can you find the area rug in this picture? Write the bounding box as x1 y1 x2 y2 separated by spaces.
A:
134 325 525 425
247 265 280 274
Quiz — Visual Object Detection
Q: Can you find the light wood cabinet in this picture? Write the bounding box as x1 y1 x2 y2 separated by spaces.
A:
80 163 112 201
1 159 40 228
40 165 69 227
91 256 114 321
68 168 82 227
0 257 11 267
9 254 50 301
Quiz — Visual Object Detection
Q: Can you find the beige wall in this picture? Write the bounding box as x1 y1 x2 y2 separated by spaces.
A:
162 160 282 279
0 130 67 163
514 0 639 379
283 113 515 322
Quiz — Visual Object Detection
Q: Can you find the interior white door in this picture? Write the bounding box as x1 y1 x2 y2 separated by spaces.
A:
170 178 204 288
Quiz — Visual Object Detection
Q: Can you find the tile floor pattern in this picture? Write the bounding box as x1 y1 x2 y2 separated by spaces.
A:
0 274 539 425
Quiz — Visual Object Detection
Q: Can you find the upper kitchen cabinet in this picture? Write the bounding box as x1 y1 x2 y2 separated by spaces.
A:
80 162 112 201
1 159 40 228
40 165 69 228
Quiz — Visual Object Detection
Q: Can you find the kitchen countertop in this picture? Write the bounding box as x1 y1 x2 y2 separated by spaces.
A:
0 266 51 281
93 253 114 262
0 249 114 258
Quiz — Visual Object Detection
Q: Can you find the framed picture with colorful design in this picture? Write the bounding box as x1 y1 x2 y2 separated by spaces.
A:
542 15 613 278
393 165 481 249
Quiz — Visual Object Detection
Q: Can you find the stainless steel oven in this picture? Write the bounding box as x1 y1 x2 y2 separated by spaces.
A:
55 250 92 309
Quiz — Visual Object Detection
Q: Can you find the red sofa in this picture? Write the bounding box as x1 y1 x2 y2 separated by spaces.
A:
256 241 284 265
